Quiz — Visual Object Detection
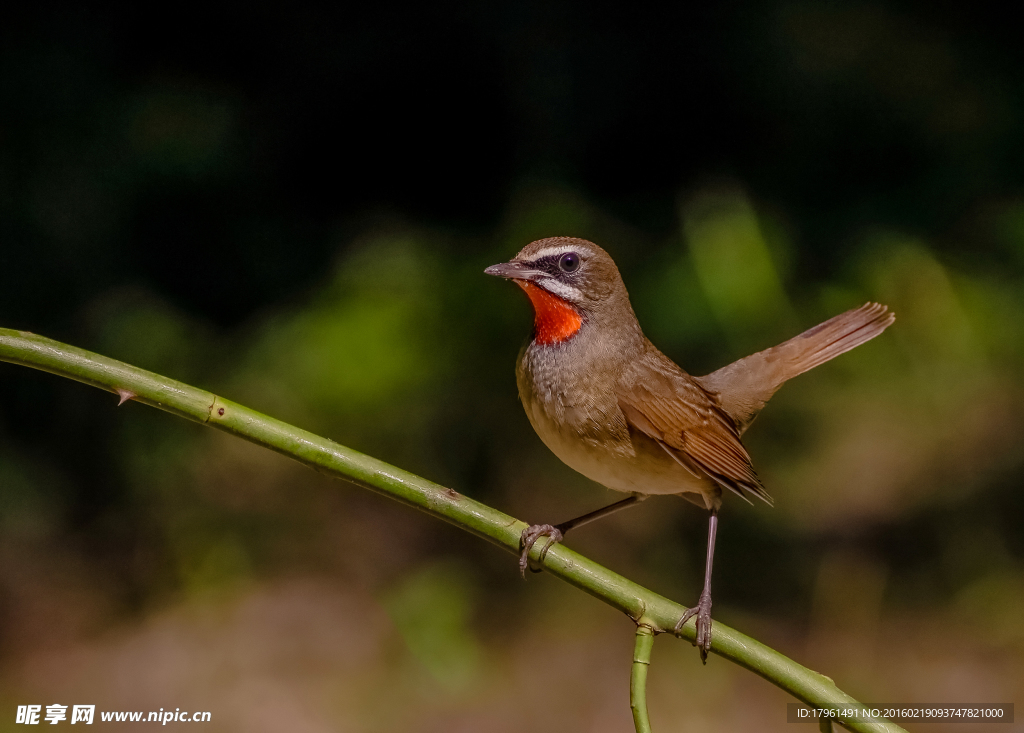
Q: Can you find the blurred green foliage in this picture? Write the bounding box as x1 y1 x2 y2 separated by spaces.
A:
382 560 482 694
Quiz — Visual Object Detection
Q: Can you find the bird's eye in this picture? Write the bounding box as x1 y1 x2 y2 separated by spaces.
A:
559 252 581 273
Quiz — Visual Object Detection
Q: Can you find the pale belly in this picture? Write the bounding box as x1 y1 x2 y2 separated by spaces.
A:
523 395 716 500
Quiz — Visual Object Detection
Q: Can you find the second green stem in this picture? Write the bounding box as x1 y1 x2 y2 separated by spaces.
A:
631 625 655 733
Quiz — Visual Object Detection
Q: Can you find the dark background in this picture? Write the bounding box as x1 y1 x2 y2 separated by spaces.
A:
1 3 1022 730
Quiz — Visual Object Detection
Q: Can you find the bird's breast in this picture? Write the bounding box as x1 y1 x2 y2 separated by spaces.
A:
516 342 714 498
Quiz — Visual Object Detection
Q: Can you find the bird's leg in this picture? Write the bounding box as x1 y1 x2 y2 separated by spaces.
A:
674 508 718 663
520 493 648 577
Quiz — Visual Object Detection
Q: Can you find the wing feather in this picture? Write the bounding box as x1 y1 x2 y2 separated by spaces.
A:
616 361 773 505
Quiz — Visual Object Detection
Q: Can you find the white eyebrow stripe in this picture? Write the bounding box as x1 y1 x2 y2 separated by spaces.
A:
525 244 581 261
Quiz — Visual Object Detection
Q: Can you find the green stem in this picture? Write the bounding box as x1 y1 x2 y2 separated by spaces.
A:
0 328 906 733
631 625 655 733
820 716 833 733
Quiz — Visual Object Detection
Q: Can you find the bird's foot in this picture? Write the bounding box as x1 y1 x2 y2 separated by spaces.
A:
519 524 564 578
674 591 713 663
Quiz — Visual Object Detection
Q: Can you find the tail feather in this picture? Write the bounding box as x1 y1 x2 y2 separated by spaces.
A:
778 302 895 377
697 302 895 432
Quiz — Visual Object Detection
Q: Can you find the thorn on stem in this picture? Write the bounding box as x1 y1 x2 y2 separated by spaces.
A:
116 389 136 406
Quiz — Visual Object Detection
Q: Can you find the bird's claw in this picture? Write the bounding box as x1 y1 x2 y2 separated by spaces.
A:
519 524 563 577
673 591 713 663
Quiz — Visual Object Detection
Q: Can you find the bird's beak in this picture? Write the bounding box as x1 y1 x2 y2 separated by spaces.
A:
484 261 546 281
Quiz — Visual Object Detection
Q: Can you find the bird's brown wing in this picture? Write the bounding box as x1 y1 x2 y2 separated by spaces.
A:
615 363 772 505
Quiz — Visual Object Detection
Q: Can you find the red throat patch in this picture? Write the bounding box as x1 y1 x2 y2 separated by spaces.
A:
516 281 583 345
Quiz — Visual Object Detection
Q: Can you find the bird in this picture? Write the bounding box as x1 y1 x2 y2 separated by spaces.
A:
485 236 894 662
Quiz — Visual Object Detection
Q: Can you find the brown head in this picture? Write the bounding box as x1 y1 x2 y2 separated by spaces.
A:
485 237 642 347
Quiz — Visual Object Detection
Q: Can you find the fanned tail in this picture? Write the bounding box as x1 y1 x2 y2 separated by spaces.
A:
698 302 895 432
775 302 895 378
